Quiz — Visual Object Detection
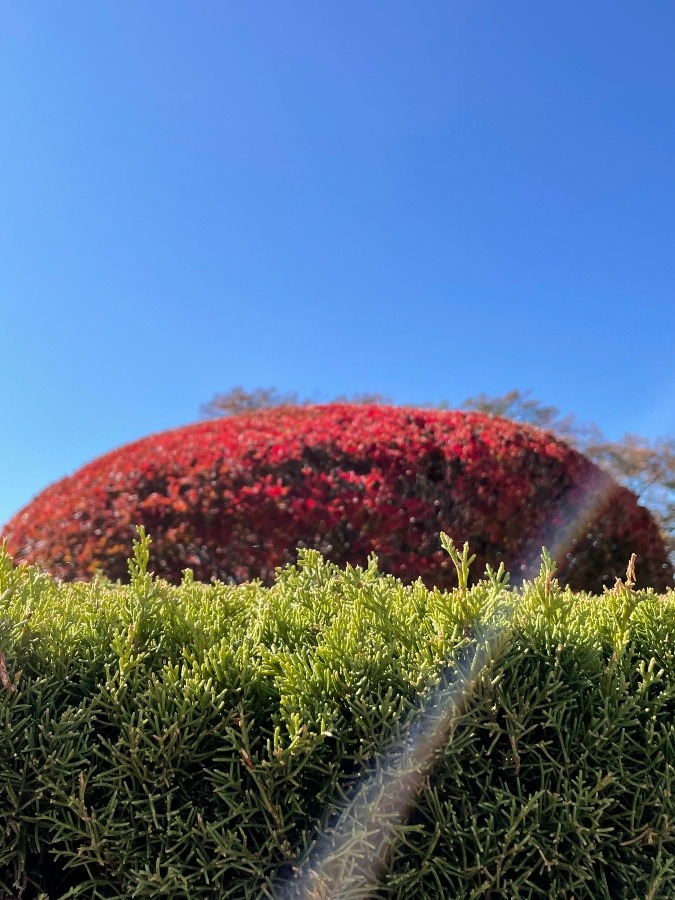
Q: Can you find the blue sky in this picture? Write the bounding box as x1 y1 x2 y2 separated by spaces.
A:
2 2 675 527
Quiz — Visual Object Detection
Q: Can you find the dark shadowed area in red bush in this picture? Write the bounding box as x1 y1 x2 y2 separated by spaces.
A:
3 405 673 592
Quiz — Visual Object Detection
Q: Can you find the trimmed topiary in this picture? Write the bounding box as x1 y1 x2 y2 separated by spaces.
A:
3 404 673 592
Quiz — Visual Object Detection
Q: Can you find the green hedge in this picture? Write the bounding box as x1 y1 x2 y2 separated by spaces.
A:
1 530 675 898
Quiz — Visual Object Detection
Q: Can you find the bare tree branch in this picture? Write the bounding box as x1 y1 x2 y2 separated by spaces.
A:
461 390 675 562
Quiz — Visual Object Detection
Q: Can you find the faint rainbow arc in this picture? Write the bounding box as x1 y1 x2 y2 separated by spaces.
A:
278 469 619 899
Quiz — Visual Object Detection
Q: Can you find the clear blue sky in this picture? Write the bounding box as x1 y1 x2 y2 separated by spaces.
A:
2 2 675 527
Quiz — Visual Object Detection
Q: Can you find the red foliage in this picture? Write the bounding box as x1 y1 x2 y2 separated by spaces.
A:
3 405 673 592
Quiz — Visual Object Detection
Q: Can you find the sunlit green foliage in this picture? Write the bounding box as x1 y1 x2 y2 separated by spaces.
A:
1 532 675 898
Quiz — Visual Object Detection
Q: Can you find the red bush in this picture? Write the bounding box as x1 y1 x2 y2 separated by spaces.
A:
3 405 673 592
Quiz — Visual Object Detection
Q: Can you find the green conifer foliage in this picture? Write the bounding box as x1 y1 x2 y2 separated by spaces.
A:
1 535 675 898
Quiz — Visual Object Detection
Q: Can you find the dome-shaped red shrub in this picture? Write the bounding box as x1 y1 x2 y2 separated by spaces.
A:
3 405 673 592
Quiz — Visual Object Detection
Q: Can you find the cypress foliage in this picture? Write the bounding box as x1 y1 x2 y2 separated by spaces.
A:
1 531 675 898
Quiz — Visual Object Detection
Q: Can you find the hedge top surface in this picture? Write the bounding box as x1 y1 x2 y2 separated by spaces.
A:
2 536 675 898
3 404 673 592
